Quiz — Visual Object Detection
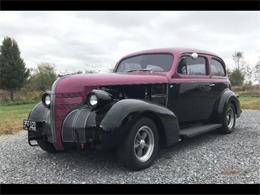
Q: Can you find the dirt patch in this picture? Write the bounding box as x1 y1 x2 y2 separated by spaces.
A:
221 168 241 176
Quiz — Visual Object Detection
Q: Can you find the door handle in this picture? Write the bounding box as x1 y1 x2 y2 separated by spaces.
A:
208 83 215 87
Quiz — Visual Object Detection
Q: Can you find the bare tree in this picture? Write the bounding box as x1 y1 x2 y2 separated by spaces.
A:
255 58 260 83
229 51 248 86
232 51 243 71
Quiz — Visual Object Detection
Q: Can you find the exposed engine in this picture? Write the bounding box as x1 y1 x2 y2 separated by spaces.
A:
100 84 167 106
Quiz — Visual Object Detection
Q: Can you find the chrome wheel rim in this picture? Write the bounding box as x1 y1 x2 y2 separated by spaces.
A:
134 125 154 163
226 107 235 129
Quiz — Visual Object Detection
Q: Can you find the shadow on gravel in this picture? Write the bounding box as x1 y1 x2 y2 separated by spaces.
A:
157 127 239 162
36 127 241 172
38 147 127 171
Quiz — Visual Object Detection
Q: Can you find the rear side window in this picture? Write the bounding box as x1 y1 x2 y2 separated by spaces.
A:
177 56 207 76
211 59 225 76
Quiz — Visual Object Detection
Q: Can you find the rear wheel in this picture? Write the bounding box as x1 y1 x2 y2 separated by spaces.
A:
37 140 58 153
117 117 159 171
220 103 236 134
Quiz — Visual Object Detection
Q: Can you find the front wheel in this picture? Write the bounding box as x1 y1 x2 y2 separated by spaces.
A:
220 103 236 134
117 117 159 171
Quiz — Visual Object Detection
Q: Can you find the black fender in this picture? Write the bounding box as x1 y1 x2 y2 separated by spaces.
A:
27 102 54 143
61 99 180 150
217 89 242 120
99 99 180 148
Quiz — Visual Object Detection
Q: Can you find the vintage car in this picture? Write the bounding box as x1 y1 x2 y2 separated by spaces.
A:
23 48 241 170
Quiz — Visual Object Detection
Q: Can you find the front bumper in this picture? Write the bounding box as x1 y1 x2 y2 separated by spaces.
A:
23 119 47 146
24 103 115 151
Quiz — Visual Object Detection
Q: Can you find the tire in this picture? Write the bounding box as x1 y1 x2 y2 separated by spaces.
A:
117 117 159 171
37 140 58 153
220 103 236 134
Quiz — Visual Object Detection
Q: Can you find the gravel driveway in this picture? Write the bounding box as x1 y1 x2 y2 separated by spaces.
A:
0 110 259 184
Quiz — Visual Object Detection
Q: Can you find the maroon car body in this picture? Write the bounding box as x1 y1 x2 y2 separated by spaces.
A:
24 48 241 170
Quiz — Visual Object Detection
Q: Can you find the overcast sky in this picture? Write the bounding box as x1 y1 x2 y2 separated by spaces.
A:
0 11 259 73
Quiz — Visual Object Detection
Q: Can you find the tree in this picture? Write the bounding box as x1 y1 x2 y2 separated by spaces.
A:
229 68 245 86
85 69 95 73
232 51 243 71
228 51 247 86
0 37 29 101
242 62 253 85
255 58 260 83
226 68 232 79
27 63 57 92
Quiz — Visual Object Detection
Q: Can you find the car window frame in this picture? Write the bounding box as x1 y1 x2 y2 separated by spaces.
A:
114 52 174 73
176 54 210 79
210 57 227 78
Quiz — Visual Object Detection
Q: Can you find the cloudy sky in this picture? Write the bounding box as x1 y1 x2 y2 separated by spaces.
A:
0 11 259 73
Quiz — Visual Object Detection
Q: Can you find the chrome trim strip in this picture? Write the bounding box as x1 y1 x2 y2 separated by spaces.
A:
83 108 91 128
50 77 61 143
166 83 169 107
61 109 78 142
151 94 167 98
71 109 81 142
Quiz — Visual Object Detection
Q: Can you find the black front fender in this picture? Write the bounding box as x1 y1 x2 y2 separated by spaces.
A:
61 99 180 150
27 102 54 143
99 99 180 148
62 99 180 150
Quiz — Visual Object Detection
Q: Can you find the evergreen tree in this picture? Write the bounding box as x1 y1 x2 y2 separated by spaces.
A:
0 37 29 101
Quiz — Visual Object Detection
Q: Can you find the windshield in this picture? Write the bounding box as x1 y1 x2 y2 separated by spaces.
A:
116 54 174 73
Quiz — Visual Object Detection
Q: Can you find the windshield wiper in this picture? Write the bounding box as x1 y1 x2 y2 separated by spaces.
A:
127 68 152 73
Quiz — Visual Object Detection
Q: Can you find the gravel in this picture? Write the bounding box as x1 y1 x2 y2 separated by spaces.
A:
0 110 259 184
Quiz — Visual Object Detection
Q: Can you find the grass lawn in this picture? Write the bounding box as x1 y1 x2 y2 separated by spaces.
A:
0 103 36 135
239 96 260 110
0 96 259 135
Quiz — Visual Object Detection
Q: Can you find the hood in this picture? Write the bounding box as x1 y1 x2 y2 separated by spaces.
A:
55 72 169 94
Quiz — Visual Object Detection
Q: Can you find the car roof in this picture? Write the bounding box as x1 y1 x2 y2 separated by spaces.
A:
121 48 220 59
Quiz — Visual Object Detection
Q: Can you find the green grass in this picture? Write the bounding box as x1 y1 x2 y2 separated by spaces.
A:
0 103 36 135
239 96 260 110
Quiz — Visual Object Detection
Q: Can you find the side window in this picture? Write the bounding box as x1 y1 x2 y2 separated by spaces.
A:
177 56 207 76
211 58 225 76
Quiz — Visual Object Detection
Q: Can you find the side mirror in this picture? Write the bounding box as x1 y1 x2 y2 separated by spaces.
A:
191 52 198 59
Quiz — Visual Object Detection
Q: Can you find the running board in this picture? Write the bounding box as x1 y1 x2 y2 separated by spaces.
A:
180 124 222 139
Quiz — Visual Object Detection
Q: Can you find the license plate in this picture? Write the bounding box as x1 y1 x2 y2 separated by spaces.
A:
23 120 37 131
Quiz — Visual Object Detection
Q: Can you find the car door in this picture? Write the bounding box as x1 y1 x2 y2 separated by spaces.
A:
209 57 230 110
168 54 216 124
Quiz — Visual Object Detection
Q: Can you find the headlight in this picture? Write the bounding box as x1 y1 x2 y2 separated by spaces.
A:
87 89 112 109
42 93 51 108
89 94 98 107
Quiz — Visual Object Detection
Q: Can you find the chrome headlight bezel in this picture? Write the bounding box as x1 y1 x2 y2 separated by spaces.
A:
42 93 51 108
88 94 98 108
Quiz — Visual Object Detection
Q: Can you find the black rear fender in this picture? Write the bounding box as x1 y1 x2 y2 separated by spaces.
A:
217 89 242 120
